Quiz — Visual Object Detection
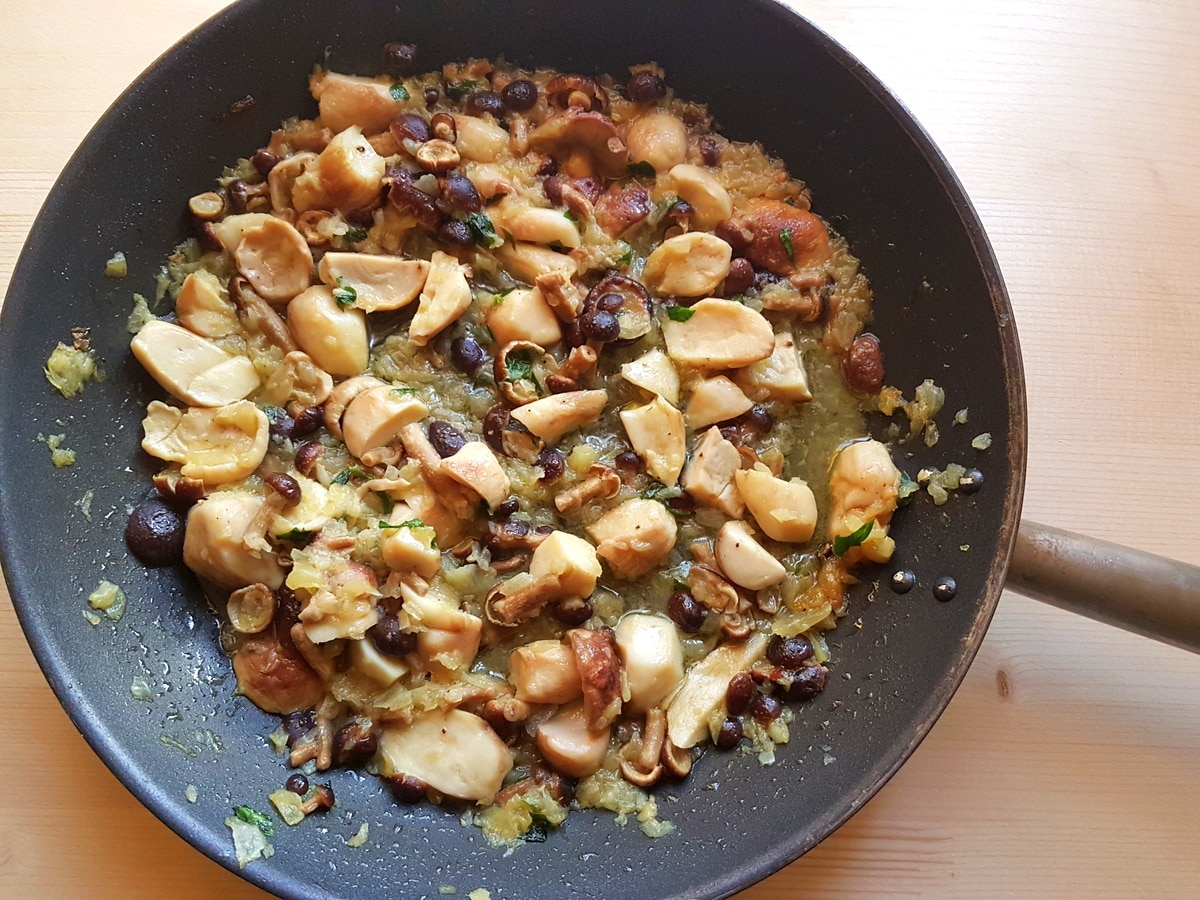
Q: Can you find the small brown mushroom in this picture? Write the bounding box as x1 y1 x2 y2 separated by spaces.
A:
485 519 551 554
554 463 621 512
232 627 325 714
567 627 623 731
229 276 299 353
485 573 563 627
595 181 650 238
718 198 832 276
619 707 667 788
528 108 628 179
493 341 551 407
545 74 607 112
494 765 573 807
188 191 225 221
153 470 207 506
300 783 336 815
535 270 584 323
661 738 693 778
414 138 461 174
397 422 477 520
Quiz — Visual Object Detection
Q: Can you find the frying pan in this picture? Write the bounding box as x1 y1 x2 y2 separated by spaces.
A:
1 1 1197 898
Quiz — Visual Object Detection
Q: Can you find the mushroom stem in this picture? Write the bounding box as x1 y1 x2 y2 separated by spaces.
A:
554 464 621 512
485 574 563 626
230 276 298 353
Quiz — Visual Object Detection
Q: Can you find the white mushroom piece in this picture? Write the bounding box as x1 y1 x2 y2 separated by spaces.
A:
131 320 259 407
620 349 680 406
828 438 901 563
452 113 511 163
625 111 688 174
487 531 601 626
141 399 268 486
233 216 315 304
378 710 513 803
494 241 577 285
399 583 483 674
665 633 768 749
734 466 818 543
681 426 745 518
643 233 732 298
509 639 582 705
613 613 684 714
664 163 733 231
347 635 410 686
292 125 386 213
183 492 285 590
490 195 581 249
310 71 407 133
296 559 380 643
619 395 686 486
685 376 754 430
286 285 369 377
174 270 238 338
339 384 428 460
486 287 563 347
380 519 440 580
509 390 608 445
661 298 775 369
408 250 472 346
714 520 786 591
440 441 511 510
586 498 678 579
317 252 430 313
536 700 610 779
735 331 813 403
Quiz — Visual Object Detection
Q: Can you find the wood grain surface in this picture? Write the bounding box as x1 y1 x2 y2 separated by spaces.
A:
2 1 1199 897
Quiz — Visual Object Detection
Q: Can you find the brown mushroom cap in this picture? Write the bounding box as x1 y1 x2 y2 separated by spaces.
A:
529 108 628 179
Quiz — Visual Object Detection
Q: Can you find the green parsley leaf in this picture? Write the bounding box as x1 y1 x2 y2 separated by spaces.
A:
666 306 695 322
380 518 426 530
506 349 536 385
780 228 795 263
234 805 275 838
343 226 368 243
375 491 394 515
833 520 874 556
389 387 416 396
332 278 357 309
389 83 409 101
332 465 370 485
563 209 579 223
463 211 503 249
444 79 478 100
627 160 657 179
616 242 633 266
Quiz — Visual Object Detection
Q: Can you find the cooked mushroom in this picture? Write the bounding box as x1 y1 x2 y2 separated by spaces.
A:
528 108 628 179
619 395 686 487
175 270 238 338
714 520 786 591
717 197 832 275
545 74 607 111
586 497 678 579
494 240 577 284
567 628 623 730
183 492 285 590
643 232 731 297
553 463 621 512
509 639 582 704
377 710 513 803
509 389 608 444
209 212 273 254
347 635 411 686
297 560 381 643
485 573 563 627
828 438 901 564
232 628 325 714
613 613 684 714
287 285 369 377
414 138 461 174
228 276 299 353
310 71 407 133
131 320 259 407
535 700 610 779
486 287 563 347
340 384 427 459
685 375 754 429
734 466 818 542
381 520 441 580
527 530 602 598
620 349 680 406
491 196 581 248
619 706 667 788
735 330 813 402
267 151 318 212
141 399 269 486
226 583 276 634
687 560 755 641
681 426 745 517
582 272 653 341
408 250 472 346
399 585 484 673
397 422 478 522
535 270 585 323
317 252 429 313
665 163 733 230
494 340 553 407
440 441 512 510
661 738 692 778
594 181 651 238
292 126 387 214
661 298 775 369
625 111 688 174
452 114 511 162
664 633 768 749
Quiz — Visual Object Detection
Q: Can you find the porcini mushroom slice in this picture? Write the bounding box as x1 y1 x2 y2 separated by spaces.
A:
183 492 285 590
734 467 818 543
400 587 484 673
528 531 602 598
665 633 768 749
509 389 608 444
643 232 732 297
661 298 775 369
209 212 273 254
232 629 325 715
317 252 430 313
491 197 581 249
292 125 386 214
625 111 688 174
620 349 680 406
287 285 369 377
685 376 754 430
681 426 745 517
614 613 684 715
310 71 407 134
586 498 678 579
528 108 629 179
340 384 428 460
131 320 259 407
619 395 686 487
536 700 611 779
141 399 269 486
714 520 786 591
829 439 901 564
408 250 472 346
378 710 513 803
267 151 318 212
494 241 577 285
665 163 733 231
234 216 315 304
486 287 563 347
720 197 832 275
175 270 238 338
510 639 582 705
568 628 624 731
735 331 813 402
440 442 511 510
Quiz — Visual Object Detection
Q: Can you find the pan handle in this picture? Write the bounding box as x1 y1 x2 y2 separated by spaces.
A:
1007 520 1200 653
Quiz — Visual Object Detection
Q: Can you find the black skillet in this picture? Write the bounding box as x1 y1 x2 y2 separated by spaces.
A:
7 0 1187 897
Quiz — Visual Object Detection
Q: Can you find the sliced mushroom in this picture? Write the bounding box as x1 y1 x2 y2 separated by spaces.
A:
440 441 511 510
486 287 563 347
491 196 581 248
828 438 901 564
494 241 577 285
494 340 552 407
661 298 775 369
259 350 333 411
625 111 688 174
528 108 628 179
297 560 381 643
131 320 259 407
567 628 623 731
619 706 667 788
183 492 285 590
681 426 745 517
232 628 325 714
665 163 733 231
735 330 813 402
734 467 818 542
317 252 429 313
685 375 754 430
398 422 478 522
381 521 441 580
528 530 602 598
586 497 678 579
378 710 513 803
620 349 680 406
714 520 787 591
594 181 651 238
408 250 472 346
485 573 562 627
141 399 269 486
553 463 621 513
340 384 428 460
545 74 607 111
310 71 407 133
536 700 610 779
292 125 387 214
452 114 511 162
613 613 684 715
228 276 299 353
209 212 273 254
509 639 582 705
718 197 832 275
400 585 483 672
582 272 653 341
619 395 686 487
509 389 608 444
664 633 768 749
267 151 318 212
175 270 238 338
287 285 369 377
347 635 411 685
643 232 732 297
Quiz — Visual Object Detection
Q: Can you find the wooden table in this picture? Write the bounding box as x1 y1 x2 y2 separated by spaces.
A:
3 1 1199 896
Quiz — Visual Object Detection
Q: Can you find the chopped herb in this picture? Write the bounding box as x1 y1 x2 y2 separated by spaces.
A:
343 226 369 243
647 194 680 227
389 83 409 101
666 306 695 322
463 211 503 249
390 387 416 396
375 492 394 515
379 518 426 530
333 278 357 309
445 79 478 100
833 520 874 556
278 528 315 546
506 349 536 385
332 465 370 485
780 228 795 263
627 160 657 179
234 805 275 838
616 242 633 266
